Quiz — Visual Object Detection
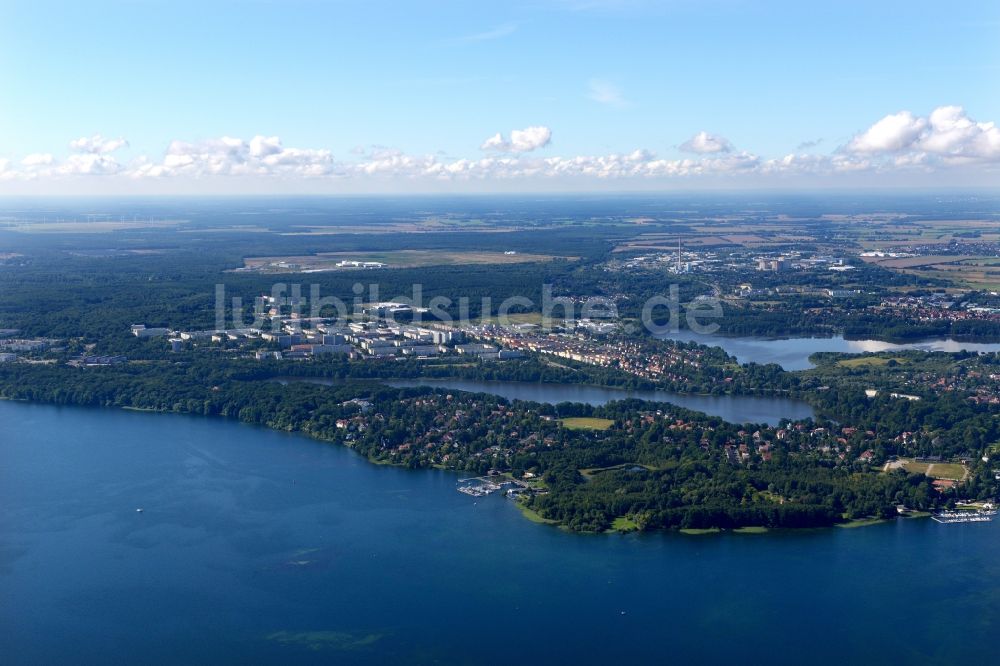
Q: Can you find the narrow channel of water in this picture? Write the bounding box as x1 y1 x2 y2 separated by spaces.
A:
657 331 1000 370
277 377 813 425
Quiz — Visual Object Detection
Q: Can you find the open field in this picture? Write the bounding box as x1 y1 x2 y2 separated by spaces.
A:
516 502 559 525
898 461 930 474
923 462 968 480
862 253 1000 288
611 516 640 532
612 230 818 253
837 517 890 529
836 356 907 368
280 222 523 235
611 215 1000 260
911 268 1000 289
561 417 614 431
873 255 976 269
612 236 731 252
239 249 575 272
885 459 968 480
478 312 548 325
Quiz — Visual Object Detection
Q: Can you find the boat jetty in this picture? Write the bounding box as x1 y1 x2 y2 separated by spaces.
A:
457 482 501 497
457 475 532 498
932 503 997 524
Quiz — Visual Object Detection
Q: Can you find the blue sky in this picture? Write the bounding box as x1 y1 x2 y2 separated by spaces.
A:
1 0 998 193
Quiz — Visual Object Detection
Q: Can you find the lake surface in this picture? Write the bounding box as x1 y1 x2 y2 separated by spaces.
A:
3 401 1000 664
658 331 1000 371
384 378 812 425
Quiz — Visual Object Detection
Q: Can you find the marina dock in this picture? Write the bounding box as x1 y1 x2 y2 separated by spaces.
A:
932 504 997 524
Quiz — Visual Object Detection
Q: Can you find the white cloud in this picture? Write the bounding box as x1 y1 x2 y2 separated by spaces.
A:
848 111 926 153
511 126 552 152
846 106 1000 166
129 135 333 179
480 126 552 153
56 153 124 176
480 132 507 152
3 105 998 190
679 131 733 154
69 134 129 154
587 79 628 107
920 105 1000 161
21 153 55 167
249 135 283 158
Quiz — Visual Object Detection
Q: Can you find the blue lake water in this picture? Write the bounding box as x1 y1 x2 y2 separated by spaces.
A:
3 400 1000 665
658 331 1000 371
383 378 813 425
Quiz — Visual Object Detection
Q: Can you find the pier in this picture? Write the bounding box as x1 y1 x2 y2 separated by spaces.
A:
457 475 531 498
932 504 997 524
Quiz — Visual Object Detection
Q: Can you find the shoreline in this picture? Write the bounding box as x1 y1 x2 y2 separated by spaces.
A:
0 395 950 536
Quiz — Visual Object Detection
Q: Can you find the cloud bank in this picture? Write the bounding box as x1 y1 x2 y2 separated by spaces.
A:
69 134 129 154
847 105 999 163
2 106 997 191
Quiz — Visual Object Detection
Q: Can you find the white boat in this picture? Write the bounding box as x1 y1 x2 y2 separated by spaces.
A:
932 508 996 524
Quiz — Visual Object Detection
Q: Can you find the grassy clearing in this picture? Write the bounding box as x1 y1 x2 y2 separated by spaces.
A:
836 356 907 368
560 417 614 431
516 502 559 525
541 358 577 371
611 516 640 532
926 462 967 480
679 527 722 535
756 490 785 504
837 517 890 529
733 526 769 534
901 461 931 474
896 459 967 480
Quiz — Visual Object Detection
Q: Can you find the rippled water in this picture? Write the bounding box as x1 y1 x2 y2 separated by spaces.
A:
3 401 1000 665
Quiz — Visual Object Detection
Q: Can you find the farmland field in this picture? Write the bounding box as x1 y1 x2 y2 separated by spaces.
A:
888 459 968 481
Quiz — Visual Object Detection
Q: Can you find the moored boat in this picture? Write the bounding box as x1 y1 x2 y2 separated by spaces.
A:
932 505 997 524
